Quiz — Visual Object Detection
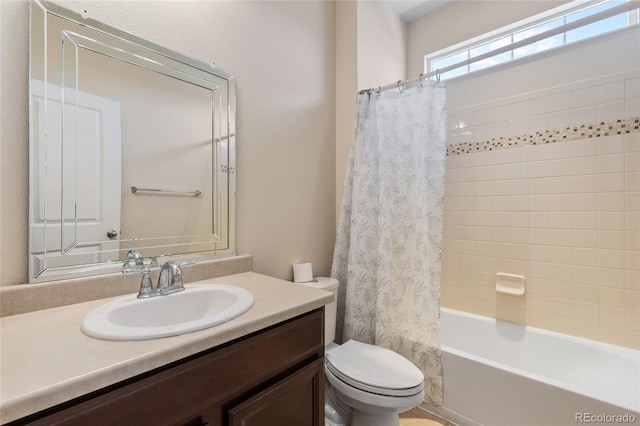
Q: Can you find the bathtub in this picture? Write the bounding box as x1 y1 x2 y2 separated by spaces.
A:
425 308 640 426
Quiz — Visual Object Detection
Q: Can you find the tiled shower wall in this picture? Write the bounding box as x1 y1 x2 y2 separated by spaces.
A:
441 69 640 349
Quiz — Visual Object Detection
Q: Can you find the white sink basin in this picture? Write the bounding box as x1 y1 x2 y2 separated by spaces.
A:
81 284 254 341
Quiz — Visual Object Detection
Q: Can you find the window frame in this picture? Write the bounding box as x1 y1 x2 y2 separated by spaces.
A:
425 0 640 81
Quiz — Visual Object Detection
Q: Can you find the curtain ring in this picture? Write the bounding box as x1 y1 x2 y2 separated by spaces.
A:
376 86 381 96
419 73 424 88
436 69 441 82
396 80 404 94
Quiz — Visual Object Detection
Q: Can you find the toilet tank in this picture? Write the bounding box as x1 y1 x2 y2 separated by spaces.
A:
298 277 338 346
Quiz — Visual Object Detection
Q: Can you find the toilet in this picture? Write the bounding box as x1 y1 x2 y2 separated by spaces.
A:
300 278 425 426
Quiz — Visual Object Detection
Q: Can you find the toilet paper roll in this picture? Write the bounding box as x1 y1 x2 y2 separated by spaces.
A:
293 262 313 283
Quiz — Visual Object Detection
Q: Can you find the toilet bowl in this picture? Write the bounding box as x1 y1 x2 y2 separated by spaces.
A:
299 278 425 426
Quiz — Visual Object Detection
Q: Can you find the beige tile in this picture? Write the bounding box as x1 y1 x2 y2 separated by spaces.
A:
550 140 574 158
626 152 640 172
598 267 627 289
599 231 626 250
491 196 510 211
627 271 640 291
459 268 475 285
574 193 597 211
527 294 552 314
599 287 626 308
574 230 598 248
575 283 599 303
627 192 640 211
530 212 551 228
627 232 640 252
599 211 626 230
573 139 598 157
626 133 640 152
598 250 626 272
598 134 625 155
529 245 550 263
529 194 550 211
574 212 598 230
529 228 550 245
508 195 529 211
551 229 573 247
529 177 550 194
573 156 598 175
549 176 573 194
574 266 599 285
575 302 599 322
627 212 640 231
550 246 573 264
598 173 625 192
627 310 640 330
629 250 640 271
548 280 573 300
573 248 599 266
526 278 548 295
598 154 625 174
551 211 573 229
475 271 494 288
573 175 598 193
598 192 625 211
550 158 573 177
492 227 529 244
528 161 549 178
509 212 529 227
550 263 574 282
508 179 529 195
600 306 626 328
550 194 573 211
529 261 550 279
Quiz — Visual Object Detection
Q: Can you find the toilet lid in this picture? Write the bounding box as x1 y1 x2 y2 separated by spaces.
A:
326 340 424 397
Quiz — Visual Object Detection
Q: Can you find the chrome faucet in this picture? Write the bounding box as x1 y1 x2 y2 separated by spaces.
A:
157 261 186 296
124 250 144 269
124 256 194 298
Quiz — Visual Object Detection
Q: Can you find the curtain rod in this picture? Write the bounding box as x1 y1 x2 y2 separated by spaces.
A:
359 1 639 96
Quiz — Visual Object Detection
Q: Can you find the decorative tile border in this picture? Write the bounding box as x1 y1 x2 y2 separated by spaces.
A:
446 117 640 156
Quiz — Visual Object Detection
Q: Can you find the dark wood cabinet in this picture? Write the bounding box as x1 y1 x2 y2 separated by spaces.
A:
9 309 324 426
228 358 324 426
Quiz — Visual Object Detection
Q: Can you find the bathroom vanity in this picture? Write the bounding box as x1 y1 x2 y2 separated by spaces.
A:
0 272 332 425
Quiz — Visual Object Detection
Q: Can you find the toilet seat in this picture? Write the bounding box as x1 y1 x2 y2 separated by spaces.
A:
326 340 424 397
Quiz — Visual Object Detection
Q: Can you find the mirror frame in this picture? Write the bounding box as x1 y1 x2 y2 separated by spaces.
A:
28 0 236 282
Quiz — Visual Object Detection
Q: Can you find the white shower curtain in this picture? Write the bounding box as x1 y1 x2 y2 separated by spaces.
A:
331 83 447 407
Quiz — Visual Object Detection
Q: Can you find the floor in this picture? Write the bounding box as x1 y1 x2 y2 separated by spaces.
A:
399 407 457 426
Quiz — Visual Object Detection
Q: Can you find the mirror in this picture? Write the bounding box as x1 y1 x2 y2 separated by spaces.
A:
29 0 236 282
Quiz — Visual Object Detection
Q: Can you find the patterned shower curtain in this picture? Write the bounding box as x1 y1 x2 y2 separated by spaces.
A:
331 82 447 407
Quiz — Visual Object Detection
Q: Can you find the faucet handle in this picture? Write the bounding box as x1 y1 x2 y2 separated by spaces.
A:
137 269 156 299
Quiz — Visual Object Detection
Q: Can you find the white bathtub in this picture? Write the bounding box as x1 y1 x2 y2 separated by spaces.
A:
426 308 640 426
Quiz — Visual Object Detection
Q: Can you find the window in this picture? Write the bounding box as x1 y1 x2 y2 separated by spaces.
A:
425 0 639 81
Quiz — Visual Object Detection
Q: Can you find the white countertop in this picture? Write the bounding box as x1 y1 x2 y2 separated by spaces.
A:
0 272 333 424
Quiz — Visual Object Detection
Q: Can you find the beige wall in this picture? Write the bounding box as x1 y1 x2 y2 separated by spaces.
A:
406 0 569 77
0 0 336 285
356 1 407 91
335 1 358 226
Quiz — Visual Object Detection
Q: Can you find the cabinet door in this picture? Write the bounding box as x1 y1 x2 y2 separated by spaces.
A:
228 358 324 426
